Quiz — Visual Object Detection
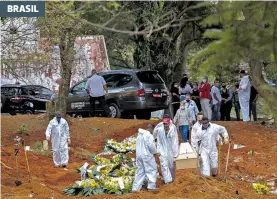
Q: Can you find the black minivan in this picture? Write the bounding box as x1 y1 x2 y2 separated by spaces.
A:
66 70 169 119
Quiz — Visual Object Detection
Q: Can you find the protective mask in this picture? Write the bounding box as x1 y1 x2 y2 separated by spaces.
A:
202 123 210 130
180 105 185 109
203 79 207 83
186 99 190 102
193 85 198 89
56 117 61 123
174 84 178 88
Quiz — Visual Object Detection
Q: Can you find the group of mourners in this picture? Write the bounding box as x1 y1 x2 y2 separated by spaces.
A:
170 70 259 123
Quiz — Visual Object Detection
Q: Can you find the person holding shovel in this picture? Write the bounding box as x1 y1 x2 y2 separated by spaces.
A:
154 117 179 184
46 112 70 168
191 112 204 153
192 117 229 177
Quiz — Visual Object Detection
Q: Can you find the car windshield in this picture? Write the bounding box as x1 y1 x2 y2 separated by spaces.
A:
136 71 164 84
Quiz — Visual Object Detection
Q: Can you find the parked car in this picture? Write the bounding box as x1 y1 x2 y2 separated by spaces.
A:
1 84 53 114
66 70 169 119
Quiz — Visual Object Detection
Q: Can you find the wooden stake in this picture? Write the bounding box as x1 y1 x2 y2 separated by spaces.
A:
218 144 221 175
223 142 231 180
24 149 32 182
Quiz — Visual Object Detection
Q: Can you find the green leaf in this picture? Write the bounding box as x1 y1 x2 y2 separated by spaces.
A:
90 127 100 131
93 188 104 194
115 191 122 195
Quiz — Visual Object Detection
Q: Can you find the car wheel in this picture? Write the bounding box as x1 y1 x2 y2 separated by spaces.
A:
24 110 33 115
136 111 151 120
108 103 121 118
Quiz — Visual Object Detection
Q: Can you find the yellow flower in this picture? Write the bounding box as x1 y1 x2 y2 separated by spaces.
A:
252 183 269 195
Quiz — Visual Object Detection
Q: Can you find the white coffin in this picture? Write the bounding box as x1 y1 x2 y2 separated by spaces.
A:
175 142 198 170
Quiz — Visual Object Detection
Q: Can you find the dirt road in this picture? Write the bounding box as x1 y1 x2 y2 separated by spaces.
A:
1 115 277 199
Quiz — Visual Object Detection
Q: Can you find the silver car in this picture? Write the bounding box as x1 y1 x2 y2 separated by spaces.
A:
66 70 169 119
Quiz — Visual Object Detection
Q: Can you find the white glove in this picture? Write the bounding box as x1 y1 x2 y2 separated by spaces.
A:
224 138 229 144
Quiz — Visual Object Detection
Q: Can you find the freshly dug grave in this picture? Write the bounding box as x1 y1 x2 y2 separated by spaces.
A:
1 115 277 199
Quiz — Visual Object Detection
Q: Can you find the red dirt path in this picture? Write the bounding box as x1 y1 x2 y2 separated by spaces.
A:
1 115 277 199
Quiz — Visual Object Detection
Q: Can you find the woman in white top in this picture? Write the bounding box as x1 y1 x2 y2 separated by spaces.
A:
179 77 192 95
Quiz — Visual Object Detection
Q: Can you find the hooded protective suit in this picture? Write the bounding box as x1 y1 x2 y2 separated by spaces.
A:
46 117 70 167
238 75 251 122
132 128 157 191
153 120 173 140
191 121 202 154
191 122 222 154
154 123 179 184
191 123 228 176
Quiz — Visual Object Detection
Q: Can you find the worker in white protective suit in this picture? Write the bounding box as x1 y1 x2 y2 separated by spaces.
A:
238 70 251 122
132 124 158 192
154 117 179 184
191 112 204 154
191 113 222 154
153 114 173 140
191 117 229 177
46 112 70 168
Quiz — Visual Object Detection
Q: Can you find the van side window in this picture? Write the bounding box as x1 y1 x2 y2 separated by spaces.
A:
102 74 119 88
102 74 133 88
72 82 86 94
116 75 133 87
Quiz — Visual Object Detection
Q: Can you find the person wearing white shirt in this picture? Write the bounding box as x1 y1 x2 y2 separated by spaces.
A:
237 70 251 122
211 80 222 121
85 69 110 117
191 117 229 177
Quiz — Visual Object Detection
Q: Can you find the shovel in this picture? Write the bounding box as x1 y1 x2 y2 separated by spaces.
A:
14 148 23 186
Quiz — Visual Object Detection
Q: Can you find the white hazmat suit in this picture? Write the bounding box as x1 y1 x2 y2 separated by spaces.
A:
153 120 174 140
238 75 251 122
132 128 157 191
46 117 70 167
191 123 229 176
191 121 222 154
154 123 179 184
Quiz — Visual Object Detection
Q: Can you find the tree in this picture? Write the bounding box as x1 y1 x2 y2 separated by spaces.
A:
195 1 277 125
37 1 84 117
125 1 209 84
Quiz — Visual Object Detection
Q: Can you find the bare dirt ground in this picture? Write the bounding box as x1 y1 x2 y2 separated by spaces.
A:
1 115 277 199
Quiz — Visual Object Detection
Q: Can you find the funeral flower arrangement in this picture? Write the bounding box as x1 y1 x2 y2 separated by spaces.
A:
104 136 137 154
63 154 136 196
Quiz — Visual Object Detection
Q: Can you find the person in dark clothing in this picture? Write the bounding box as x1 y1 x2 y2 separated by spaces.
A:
233 84 241 121
191 82 201 112
249 86 259 121
170 81 180 117
179 77 192 95
220 85 232 121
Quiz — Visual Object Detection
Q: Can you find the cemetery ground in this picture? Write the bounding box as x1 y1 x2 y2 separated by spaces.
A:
1 115 277 199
